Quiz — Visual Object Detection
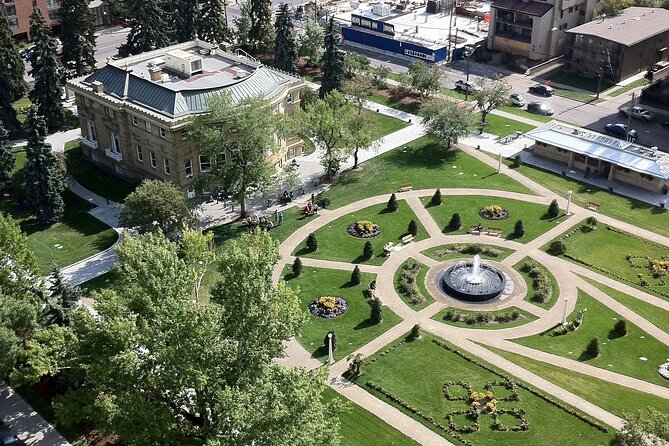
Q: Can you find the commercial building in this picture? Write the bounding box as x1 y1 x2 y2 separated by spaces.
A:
525 120 669 193
487 0 598 62
66 41 305 197
565 7 669 83
5 0 61 39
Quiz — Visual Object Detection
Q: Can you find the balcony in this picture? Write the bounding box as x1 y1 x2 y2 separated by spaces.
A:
493 35 531 57
82 137 97 149
105 148 123 161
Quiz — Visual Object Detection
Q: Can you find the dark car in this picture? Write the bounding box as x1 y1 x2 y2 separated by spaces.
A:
605 123 639 140
527 102 554 116
0 420 24 446
528 84 555 96
19 46 34 60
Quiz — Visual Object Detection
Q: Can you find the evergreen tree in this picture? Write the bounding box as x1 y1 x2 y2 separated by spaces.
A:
448 213 461 231
514 219 525 238
431 188 442 206
549 240 566 255
23 107 65 226
174 0 198 42
351 265 361 285
234 1 252 46
387 193 398 212
319 18 344 98
292 257 303 277
0 6 26 132
28 8 64 130
363 240 374 260
125 0 171 54
248 0 274 53
306 232 318 251
198 0 231 44
586 336 601 357
370 298 383 324
408 219 418 237
410 324 421 340
614 319 628 337
274 3 297 73
0 123 15 192
547 199 560 218
41 265 83 326
60 0 97 78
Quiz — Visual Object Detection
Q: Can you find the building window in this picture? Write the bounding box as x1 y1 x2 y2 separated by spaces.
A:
185 159 193 177
8 18 17 28
560 9 564 19
159 127 166 138
150 151 157 168
104 106 114 118
110 131 121 153
163 159 170 175
5 5 16 15
85 119 96 142
83 97 91 107
286 92 293 103
145 121 152 132
45 0 59 7
131 115 138 126
199 155 211 172
136 145 143 162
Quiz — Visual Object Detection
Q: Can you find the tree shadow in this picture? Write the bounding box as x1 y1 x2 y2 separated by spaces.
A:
607 329 624 340
377 207 394 215
354 318 376 330
340 281 357 289
578 350 597 361
294 247 313 257
311 345 327 358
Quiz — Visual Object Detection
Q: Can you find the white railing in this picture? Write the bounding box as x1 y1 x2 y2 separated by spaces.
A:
105 148 123 161
81 137 98 149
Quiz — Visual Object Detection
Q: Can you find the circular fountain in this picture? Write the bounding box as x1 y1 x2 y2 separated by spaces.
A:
440 254 507 302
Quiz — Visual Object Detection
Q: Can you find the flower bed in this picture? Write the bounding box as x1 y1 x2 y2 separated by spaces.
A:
479 205 509 220
308 296 348 318
347 220 381 238
660 361 669 380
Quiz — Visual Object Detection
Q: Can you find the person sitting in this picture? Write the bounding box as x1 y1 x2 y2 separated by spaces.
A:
289 191 294 201
476 223 484 235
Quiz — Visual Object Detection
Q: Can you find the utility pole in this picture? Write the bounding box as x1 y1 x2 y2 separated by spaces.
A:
446 0 455 61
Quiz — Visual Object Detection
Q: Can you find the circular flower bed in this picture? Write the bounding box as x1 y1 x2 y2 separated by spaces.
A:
347 220 381 238
479 204 509 220
309 296 348 318
659 361 669 380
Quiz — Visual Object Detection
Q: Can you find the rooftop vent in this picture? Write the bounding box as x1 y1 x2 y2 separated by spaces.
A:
234 68 248 79
91 80 104 93
164 49 204 77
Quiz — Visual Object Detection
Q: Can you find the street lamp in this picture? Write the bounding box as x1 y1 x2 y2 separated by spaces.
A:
566 190 573 215
464 44 481 101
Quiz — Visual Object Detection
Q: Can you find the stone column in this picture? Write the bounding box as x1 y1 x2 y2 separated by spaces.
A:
608 166 615 181
567 151 574 168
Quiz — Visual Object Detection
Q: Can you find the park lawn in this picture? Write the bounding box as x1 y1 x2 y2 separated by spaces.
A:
283 266 402 361
422 195 567 242
322 388 421 446
318 136 533 209
552 88 598 104
503 162 669 237
354 334 614 446
498 106 552 124
422 244 514 262
393 259 434 310
514 257 560 309
487 346 669 417
480 113 536 138
360 108 410 140
581 276 669 335
433 307 537 329
514 290 669 387
293 202 428 266
547 225 669 298
369 92 421 115
547 71 614 92
64 141 137 203
608 78 649 97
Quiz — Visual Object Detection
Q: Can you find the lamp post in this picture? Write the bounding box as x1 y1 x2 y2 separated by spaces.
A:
561 297 569 325
327 333 335 365
464 44 481 102
497 152 502 174
566 190 573 215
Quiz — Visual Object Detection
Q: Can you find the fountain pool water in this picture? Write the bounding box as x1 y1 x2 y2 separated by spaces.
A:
440 255 507 302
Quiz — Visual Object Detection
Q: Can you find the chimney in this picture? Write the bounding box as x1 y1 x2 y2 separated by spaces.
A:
149 66 163 81
91 80 104 93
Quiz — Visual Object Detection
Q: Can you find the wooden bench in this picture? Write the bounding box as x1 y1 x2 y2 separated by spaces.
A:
487 227 502 237
469 225 481 235
399 184 413 192
383 242 395 256
401 234 414 244
586 201 600 212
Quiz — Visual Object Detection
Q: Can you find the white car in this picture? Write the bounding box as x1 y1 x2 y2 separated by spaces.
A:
455 80 481 94
618 106 654 122
510 93 526 107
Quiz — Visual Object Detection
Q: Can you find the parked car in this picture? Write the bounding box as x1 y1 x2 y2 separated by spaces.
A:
604 123 639 141
652 61 669 72
454 80 480 94
528 84 555 96
618 106 654 122
19 46 34 60
527 102 554 116
0 420 25 446
510 93 526 107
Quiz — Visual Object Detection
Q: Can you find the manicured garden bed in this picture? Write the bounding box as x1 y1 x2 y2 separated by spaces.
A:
422 244 514 262
433 307 537 330
283 266 402 360
514 257 559 309
393 258 434 310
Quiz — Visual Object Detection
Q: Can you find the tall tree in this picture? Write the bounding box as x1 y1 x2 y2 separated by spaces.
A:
320 18 344 98
421 98 477 150
198 0 231 44
28 7 64 130
23 107 65 226
274 3 297 73
298 18 324 66
174 0 198 42
0 6 26 132
41 265 82 327
473 75 511 125
179 227 216 300
60 0 97 78
343 76 376 169
234 0 252 46
343 52 370 78
125 0 171 54
0 124 15 192
188 94 285 216
408 61 441 98
248 0 274 53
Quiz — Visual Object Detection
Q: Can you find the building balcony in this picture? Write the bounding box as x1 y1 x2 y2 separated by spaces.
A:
105 148 123 161
492 35 531 57
82 137 98 149
495 17 533 30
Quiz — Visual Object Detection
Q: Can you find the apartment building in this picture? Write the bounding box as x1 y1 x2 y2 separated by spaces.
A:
5 0 61 39
66 41 305 198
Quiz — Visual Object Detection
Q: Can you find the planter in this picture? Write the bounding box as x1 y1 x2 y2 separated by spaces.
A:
309 296 348 318
347 221 381 238
479 206 509 220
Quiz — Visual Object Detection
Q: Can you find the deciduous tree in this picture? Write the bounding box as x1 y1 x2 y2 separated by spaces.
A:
421 98 476 150
320 18 344 98
298 19 324 66
343 52 370 77
274 3 298 73
616 408 669 446
473 75 511 125
60 0 97 78
0 6 26 132
408 61 442 98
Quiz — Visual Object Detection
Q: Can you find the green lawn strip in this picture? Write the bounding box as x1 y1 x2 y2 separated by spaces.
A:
513 257 560 309
319 136 533 209
498 106 552 124
486 345 669 417
422 195 567 243
514 289 669 387
432 307 537 330
580 276 669 335
608 78 650 97
354 333 613 446
369 93 421 115
422 244 514 262
64 141 137 202
504 162 669 237
546 72 614 92
479 113 537 138
293 201 428 266
393 258 434 310
544 224 669 299
361 108 410 139
322 387 421 446
553 88 597 104
283 265 402 360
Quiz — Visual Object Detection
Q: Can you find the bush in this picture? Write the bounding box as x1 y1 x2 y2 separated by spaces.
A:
363 240 374 260
351 265 362 285
586 216 598 227
318 197 331 209
370 298 383 324
410 324 421 340
513 219 525 238
387 193 399 212
324 329 337 352
449 213 462 231
512 154 522 168
614 319 628 337
306 233 318 251
586 337 601 357
292 257 303 277
547 199 560 218
549 240 566 255
431 189 442 206
408 219 418 236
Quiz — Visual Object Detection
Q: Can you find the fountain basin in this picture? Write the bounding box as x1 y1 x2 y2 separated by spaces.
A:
440 257 507 302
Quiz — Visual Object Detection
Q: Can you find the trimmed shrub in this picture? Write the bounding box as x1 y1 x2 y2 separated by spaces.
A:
431 189 442 206
408 219 418 236
370 298 383 324
410 324 421 340
614 319 628 337
449 213 462 231
547 199 560 218
318 197 331 209
387 193 399 212
586 337 601 357
549 240 566 255
512 154 522 168
513 219 525 238
292 257 303 277
351 265 362 285
363 240 374 260
306 233 318 251
586 216 598 227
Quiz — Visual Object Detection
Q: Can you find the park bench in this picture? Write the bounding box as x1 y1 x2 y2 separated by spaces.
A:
399 184 413 192
469 225 481 235
586 201 600 212
401 234 414 244
383 242 395 256
487 227 502 237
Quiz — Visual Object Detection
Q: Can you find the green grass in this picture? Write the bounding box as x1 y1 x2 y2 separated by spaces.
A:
498 106 553 124
293 202 428 266
581 277 669 335
514 290 669 387
64 141 137 202
319 136 533 209
422 195 567 242
12 96 31 123
393 259 434 310
354 333 614 445
504 162 669 237
488 346 669 417
553 88 597 104
480 113 536 138
548 225 669 298
514 257 560 309
283 266 402 360
369 92 421 115
546 71 614 93
608 78 650 97
422 244 514 262
433 307 537 329
360 108 410 139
